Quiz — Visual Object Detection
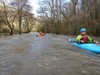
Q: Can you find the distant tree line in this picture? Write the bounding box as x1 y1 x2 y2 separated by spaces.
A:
37 0 100 36
0 0 36 35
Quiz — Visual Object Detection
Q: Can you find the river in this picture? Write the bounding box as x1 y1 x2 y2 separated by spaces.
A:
0 32 100 75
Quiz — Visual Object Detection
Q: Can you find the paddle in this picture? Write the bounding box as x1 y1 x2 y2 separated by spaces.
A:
69 39 77 43
94 41 100 44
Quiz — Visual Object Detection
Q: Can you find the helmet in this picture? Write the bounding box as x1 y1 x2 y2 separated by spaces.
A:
80 28 86 32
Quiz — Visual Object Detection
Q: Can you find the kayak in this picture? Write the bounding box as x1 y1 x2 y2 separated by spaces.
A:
36 33 45 37
36 35 43 37
69 39 100 53
36 34 45 37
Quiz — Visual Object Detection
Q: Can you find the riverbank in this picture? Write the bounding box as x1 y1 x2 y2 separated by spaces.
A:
0 33 10 36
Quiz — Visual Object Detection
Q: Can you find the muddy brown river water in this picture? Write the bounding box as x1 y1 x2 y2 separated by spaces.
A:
0 32 100 75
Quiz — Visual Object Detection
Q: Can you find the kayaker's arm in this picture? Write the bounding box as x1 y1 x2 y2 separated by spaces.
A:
88 36 93 42
76 35 82 43
88 36 99 43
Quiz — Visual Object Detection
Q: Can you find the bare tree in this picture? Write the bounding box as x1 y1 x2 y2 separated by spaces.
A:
1 0 17 35
10 0 31 34
37 0 100 35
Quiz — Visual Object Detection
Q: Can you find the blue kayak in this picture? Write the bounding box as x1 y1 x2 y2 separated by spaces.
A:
69 39 100 53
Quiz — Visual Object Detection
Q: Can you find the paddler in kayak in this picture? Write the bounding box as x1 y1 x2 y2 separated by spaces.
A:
36 31 45 37
76 28 94 43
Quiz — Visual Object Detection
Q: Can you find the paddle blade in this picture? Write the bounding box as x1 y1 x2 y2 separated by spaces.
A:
69 38 76 42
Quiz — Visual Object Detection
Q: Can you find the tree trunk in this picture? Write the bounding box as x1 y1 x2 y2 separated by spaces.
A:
3 2 13 35
18 7 22 35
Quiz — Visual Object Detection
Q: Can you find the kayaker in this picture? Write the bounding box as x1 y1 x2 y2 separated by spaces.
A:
37 31 45 37
76 28 93 43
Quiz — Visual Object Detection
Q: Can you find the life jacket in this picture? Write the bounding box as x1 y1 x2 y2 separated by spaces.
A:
81 35 89 42
37 32 44 37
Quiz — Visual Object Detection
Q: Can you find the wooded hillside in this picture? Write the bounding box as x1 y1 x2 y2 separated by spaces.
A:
37 0 100 36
